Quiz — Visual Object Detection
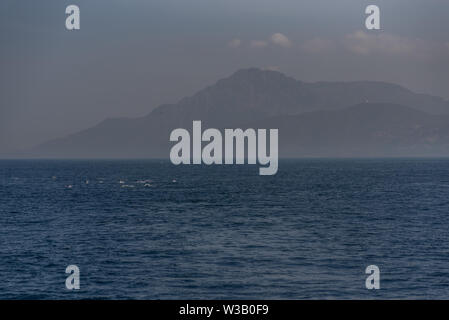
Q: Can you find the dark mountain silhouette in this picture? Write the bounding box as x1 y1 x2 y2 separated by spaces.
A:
250 103 449 157
31 68 449 158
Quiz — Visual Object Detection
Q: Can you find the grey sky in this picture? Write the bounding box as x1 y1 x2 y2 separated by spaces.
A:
1 0 449 150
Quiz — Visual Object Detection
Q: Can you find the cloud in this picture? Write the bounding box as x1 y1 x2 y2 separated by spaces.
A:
270 33 292 47
228 38 241 48
230 33 293 49
250 40 268 48
343 30 431 58
296 30 446 60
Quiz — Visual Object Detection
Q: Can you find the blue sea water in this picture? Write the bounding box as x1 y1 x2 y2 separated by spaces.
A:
1 159 449 299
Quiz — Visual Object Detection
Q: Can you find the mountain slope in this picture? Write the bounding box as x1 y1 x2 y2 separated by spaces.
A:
250 103 449 157
33 68 449 158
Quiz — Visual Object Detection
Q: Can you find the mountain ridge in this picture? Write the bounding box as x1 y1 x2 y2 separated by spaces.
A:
20 68 449 158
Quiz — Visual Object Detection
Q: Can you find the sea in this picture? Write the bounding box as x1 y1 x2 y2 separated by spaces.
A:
1 159 449 299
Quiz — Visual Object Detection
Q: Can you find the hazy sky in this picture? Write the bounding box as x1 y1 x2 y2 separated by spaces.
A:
1 0 449 150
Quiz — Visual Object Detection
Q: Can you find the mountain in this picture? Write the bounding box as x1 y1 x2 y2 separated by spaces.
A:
250 103 449 157
32 68 449 158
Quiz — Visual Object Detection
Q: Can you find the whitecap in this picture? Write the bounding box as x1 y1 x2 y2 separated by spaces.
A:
136 179 152 184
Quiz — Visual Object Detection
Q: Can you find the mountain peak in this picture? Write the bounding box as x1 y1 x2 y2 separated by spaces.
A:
230 67 281 77
225 68 298 85
33 69 449 158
